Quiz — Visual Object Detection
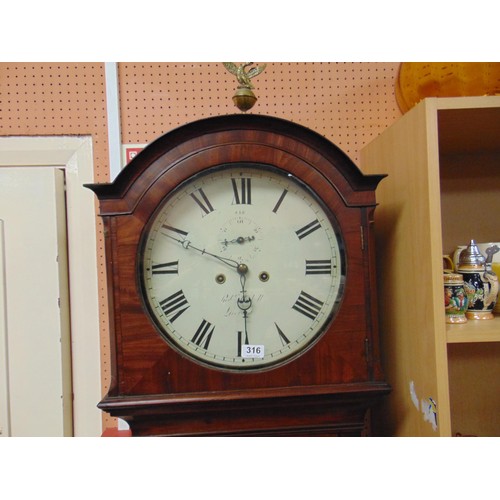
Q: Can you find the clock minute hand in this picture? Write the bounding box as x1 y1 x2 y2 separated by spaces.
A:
163 233 241 271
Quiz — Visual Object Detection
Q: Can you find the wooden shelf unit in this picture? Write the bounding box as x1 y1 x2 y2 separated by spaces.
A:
361 96 500 437
446 316 500 344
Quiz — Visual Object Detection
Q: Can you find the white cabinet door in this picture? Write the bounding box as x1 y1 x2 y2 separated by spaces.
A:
0 167 72 436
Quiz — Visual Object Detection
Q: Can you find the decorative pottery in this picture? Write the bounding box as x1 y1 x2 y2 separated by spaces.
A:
443 254 454 271
443 272 468 324
454 241 500 314
395 62 500 113
457 240 499 320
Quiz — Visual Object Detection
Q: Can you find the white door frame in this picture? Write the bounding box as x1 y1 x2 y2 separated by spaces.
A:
0 136 102 436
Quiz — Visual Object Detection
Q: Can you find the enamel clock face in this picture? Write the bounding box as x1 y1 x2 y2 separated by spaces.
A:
139 163 345 371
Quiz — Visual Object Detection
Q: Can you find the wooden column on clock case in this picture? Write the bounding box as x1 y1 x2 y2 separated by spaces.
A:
87 114 390 436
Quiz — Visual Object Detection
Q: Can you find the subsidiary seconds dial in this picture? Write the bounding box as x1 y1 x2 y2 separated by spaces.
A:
139 164 345 371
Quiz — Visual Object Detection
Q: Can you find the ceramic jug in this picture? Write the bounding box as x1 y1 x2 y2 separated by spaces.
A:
457 240 499 320
453 241 500 314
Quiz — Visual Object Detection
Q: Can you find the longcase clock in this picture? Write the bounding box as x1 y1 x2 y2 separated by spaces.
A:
86 114 390 436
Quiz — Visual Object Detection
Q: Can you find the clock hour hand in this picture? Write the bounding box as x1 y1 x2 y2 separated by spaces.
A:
222 235 255 246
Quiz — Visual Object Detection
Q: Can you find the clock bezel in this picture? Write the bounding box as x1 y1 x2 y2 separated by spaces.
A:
136 161 347 373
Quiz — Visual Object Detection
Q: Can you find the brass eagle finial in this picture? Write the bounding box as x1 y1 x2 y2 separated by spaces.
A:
223 62 267 112
223 62 267 89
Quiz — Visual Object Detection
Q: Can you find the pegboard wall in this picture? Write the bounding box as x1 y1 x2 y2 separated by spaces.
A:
119 62 401 164
0 63 110 182
0 62 401 432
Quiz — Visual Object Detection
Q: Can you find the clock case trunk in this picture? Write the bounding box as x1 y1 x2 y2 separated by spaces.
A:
87 114 390 436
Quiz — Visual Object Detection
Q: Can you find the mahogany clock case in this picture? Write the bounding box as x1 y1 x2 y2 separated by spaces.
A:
87 114 390 436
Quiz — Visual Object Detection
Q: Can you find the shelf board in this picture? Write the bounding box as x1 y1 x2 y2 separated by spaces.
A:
446 315 500 343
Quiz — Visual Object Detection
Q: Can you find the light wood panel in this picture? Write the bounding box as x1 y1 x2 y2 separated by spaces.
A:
361 99 449 436
448 342 500 437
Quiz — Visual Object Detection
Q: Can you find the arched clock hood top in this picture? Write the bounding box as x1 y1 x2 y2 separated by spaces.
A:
86 114 386 214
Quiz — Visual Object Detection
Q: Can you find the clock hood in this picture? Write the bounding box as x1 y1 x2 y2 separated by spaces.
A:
85 114 386 214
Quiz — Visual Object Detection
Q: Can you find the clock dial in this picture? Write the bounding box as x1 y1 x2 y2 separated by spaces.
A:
139 164 345 371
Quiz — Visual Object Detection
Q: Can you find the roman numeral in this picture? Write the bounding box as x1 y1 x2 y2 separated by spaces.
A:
274 322 290 346
190 188 215 215
237 330 249 357
191 319 215 349
272 189 288 213
159 290 190 322
231 178 251 205
295 219 321 240
162 224 189 238
292 291 324 320
305 259 332 275
152 261 179 275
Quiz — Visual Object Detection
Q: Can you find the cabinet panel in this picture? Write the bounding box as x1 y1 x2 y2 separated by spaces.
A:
361 96 500 436
448 342 500 437
440 153 500 253
361 100 448 436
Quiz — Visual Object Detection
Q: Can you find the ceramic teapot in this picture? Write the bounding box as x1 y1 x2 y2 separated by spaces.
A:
457 240 499 319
